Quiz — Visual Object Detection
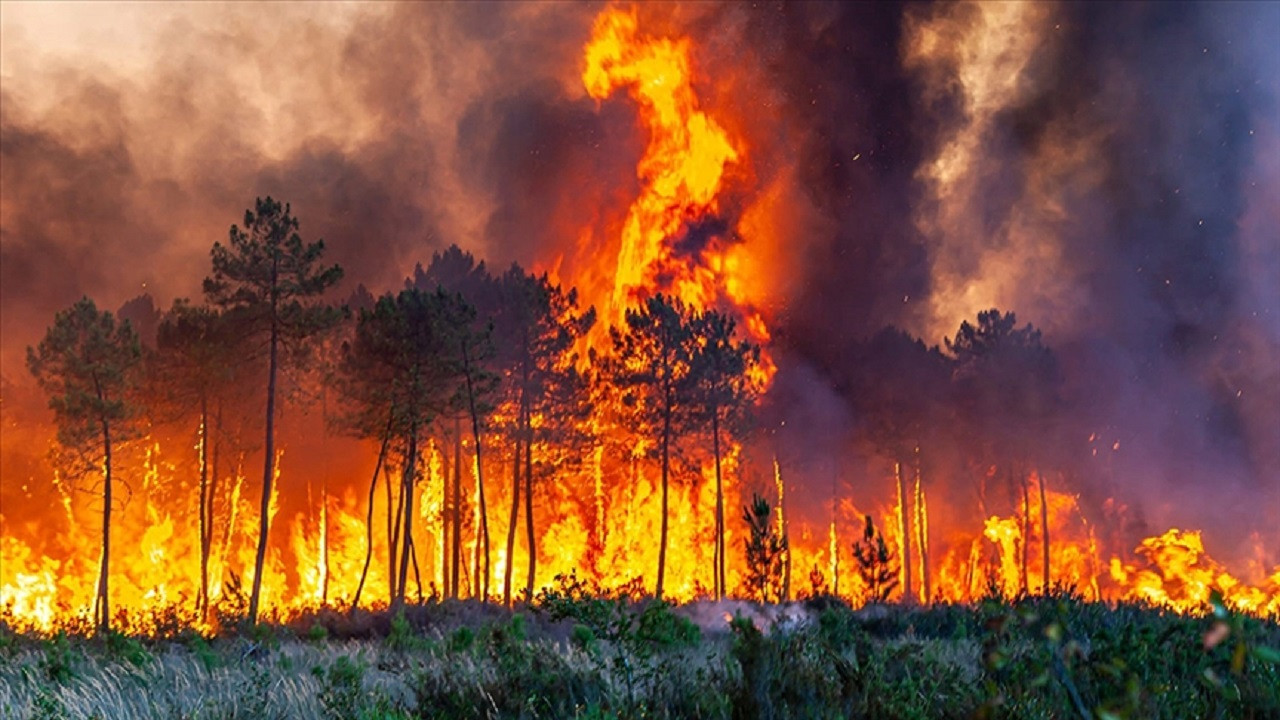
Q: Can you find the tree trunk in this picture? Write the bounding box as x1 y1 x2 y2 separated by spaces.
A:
393 429 418 613
830 465 840 598
1020 466 1031 595
197 394 210 618
97 411 113 635
438 433 448 597
712 407 725 600
410 535 424 604
321 475 329 606
248 300 279 625
656 400 671 600
462 342 490 601
777 461 790 602
523 413 536 601
352 412 393 613
914 457 931 604
1038 468 1050 595
451 419 463 599
205 400 221 619
896 460 914 604
503 400 522 607
386 460 398 603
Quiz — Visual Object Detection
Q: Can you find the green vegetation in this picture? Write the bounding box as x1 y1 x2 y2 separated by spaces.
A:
2 591 1276 719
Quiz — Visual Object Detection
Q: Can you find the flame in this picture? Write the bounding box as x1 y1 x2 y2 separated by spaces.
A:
1108 529 1280 615
584 7 736 318
3 417 1276 632
578 6 774 382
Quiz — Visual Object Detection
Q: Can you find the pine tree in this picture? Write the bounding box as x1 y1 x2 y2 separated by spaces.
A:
334 288 468 612
852 514 898 604
153 300 238 618
491 266 594 605
27 297 143 633
203 197 342 623
685 309 761 600
600 295 698 599
742 493 787 603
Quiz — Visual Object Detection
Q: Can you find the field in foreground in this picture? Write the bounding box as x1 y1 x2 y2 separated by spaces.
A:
2 592 1278 720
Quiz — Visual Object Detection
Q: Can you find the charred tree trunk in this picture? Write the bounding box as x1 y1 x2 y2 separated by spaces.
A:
503 402 522 607
196 394 210 618
896 460 914 604
206 397 224 617
915 453 931 604
712 406 725 600
393 429 418 614
1038 468 1050 594
451 419 463 599
387 460 399 604
1020 466 1031 595
351 412 393 612
95 384 113 635
410 535 424 604
656 393 672 600
462 342 490 601
523 413 535 601
777 461 791 603
438 432 448 597
248 266 279 626
321 476 329 606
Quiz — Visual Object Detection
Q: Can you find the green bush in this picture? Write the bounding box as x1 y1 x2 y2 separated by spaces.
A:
448 625 475 653
103 628 152 666
7 596 1277 719
318 654 366 719
308 622 330 643
38 632 76 683
386 610 422 652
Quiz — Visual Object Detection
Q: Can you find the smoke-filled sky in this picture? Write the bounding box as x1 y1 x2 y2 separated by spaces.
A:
2 2 1277 544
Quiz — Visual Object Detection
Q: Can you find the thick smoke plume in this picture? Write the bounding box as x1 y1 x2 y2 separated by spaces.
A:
2 2 1277 573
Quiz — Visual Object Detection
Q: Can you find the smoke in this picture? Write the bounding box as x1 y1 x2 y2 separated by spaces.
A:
0 3 607 374
2 3 1276 563
716 1 1278 555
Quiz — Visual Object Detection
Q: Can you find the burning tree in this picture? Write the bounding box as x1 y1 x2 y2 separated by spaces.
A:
948 309 1061 595
852 514 899 604
600 294 700 599
151 300 240 619
410 248 501 600
203 197 343 623
844 327 951 604
491 265 595 605
27 297 143 633
335 288 478 612
742 493 787 603
685 310 761 600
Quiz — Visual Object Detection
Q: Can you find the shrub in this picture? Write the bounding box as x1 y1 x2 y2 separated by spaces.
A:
318 654 366 719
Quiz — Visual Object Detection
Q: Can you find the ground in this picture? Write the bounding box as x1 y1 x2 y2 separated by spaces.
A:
1 592 1278 719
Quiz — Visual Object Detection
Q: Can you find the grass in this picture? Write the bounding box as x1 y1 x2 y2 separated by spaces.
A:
1 589 1277 719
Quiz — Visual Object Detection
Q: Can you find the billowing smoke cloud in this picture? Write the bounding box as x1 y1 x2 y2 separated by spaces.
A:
2 2 1276 564
891 1 1280 545
0 3 610 372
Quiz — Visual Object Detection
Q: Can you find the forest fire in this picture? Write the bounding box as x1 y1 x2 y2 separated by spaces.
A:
1 2 1278 637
